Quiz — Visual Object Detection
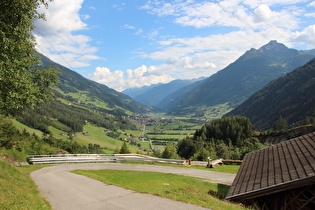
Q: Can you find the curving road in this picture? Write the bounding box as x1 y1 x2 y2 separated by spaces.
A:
31 163 235 210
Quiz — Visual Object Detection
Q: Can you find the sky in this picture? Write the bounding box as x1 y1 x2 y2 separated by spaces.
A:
33 0 315 92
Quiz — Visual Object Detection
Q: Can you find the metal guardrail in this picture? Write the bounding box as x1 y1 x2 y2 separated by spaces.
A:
27 154 187 165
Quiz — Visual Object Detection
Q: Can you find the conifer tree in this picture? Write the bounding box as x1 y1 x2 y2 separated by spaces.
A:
119 141 130 154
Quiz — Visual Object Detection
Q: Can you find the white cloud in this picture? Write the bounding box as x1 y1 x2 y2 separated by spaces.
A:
143 1 303 30
243 0 311 8
144 31 261 65
253 5 272 22
293 25 315 48
135 28 143 35
33 0 99 68
305 13 315 17
88 65 174 91
122 24 136 29
137 0 314 83
81 14 90 20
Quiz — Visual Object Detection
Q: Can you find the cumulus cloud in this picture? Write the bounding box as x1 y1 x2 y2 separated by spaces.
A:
137 0 314 82
33 0 99 68
88 65 174 91
293 25 315 48
253 5 272 22
143 31 264 67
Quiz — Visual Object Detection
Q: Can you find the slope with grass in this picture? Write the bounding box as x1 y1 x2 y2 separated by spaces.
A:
74 123 141 153
0 160 50 209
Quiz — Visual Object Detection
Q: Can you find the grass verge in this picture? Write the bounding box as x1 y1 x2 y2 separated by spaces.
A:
0 160 51 210
72 169 245 210
122 162 240 174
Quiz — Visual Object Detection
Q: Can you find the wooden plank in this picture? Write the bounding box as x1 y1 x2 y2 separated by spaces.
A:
253 149 264 191
289 140 305 179
247 150 261 192
278 143 291 183
283 141 299 181
233 152 255 195
303 133 315 172
293 137 309 178
260 147 270 188
267 146 276 187
299 135 315 174
273 144 283 185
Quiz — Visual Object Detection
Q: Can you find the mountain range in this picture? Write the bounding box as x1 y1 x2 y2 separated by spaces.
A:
33 41 315 132
226 57 315 130
124 41 315 117
122 78 205 108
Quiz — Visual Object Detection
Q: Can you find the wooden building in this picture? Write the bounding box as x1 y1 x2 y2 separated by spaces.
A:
225 132 315 209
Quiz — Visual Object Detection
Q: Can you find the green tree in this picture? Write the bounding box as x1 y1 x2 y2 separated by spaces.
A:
273 116 289 130
194 116 253 146
192 148 211 161
215 140 230 159
177 137 196 159
162 142 179 159
120 141 130 154
0 0 58 114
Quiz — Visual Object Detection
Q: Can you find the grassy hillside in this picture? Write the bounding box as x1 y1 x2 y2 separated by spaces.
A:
38 53 154 114
0 160 50 209
11 119 44 137
71 123 141 153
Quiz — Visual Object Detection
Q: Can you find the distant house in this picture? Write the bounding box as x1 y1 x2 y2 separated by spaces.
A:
138 136 145 141
67 133 76 137
127 138 135 142
225 132 315 209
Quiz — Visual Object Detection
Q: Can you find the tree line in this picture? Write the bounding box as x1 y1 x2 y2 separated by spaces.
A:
161 116 265 160
14 99 136 134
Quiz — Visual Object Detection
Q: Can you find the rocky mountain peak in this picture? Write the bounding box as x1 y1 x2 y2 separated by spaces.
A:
258 40 297 57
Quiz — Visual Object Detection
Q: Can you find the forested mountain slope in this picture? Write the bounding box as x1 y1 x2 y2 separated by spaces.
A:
12 53 154 134
38 53 154 114
168 41 315 115
226 58 315 130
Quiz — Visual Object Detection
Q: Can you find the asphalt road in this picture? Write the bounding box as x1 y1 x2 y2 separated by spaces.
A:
31 163 235 210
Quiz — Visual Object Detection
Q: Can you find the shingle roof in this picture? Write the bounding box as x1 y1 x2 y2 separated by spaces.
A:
226 132 315 201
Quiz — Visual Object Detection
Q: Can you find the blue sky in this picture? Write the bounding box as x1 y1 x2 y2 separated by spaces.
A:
34 0 315 91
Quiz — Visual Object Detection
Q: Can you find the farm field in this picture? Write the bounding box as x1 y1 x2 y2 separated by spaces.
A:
12 114 206 155
143 119 202 147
